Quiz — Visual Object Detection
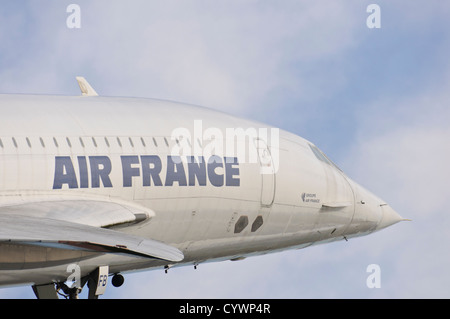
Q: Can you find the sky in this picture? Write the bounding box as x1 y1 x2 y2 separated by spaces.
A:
0 1 449 299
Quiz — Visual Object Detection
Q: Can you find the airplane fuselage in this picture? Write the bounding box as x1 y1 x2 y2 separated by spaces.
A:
0 94 402 288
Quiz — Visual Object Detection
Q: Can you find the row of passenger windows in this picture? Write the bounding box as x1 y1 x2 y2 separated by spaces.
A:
0 136 202 149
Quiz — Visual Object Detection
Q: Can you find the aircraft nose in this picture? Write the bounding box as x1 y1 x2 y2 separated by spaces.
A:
376 204 404 230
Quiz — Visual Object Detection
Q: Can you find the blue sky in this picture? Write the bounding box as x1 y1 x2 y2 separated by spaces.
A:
0 1 449 298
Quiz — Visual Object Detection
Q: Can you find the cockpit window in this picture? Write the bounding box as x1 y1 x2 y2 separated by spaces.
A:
309 144 343 172
309 144 328 164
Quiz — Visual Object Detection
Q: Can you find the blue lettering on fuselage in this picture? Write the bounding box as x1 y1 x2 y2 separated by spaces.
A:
52 155 240 189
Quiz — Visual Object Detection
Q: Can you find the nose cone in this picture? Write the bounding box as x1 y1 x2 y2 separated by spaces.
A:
376 204 404 231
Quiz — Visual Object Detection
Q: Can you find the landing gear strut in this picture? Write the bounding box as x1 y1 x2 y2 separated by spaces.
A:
32 266 124 299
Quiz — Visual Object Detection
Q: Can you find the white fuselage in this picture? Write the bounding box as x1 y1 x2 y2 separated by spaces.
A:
0 94 401 286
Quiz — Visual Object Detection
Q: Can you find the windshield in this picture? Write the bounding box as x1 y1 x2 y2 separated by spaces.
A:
309 144 343 172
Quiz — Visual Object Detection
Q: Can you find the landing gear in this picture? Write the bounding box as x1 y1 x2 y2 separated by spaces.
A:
87 266 109 299
32 281 85 299
32 283 59 299
32 266 125 299
112 273 124 287
56 281 84 299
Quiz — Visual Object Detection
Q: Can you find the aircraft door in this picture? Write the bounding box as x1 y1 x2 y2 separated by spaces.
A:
254 138 276 207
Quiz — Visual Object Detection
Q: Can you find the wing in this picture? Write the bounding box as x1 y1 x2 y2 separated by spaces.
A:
0 197 183 262
0 197 154 228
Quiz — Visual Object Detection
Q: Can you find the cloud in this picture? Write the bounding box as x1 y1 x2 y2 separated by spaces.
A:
0 1 362 115
339 62 450 297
